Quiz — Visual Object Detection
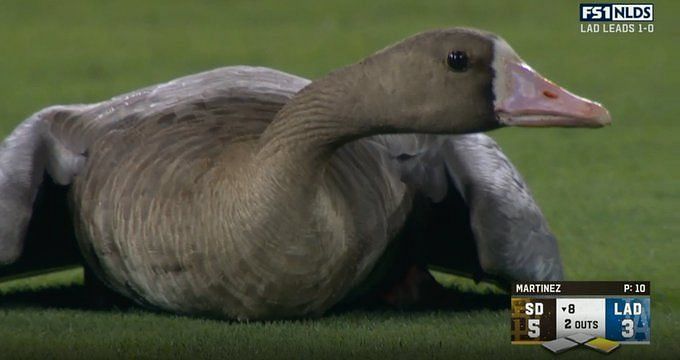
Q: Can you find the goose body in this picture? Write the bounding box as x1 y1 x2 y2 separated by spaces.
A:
0 28 610 320
71 67 414 318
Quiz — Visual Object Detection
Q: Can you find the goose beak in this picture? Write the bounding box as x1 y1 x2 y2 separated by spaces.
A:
494 61 611 128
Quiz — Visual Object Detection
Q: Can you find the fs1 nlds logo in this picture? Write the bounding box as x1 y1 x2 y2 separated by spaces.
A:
580 4 654 21
579 3 655 33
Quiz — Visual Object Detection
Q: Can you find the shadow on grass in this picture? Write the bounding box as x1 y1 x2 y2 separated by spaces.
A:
331 287 509 316
0 283 138 312
0 281 508 317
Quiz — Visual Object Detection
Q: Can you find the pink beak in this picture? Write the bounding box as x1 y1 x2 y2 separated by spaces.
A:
495 62 611 127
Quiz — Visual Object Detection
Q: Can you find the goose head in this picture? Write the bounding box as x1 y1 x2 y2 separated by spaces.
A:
342 28 611 133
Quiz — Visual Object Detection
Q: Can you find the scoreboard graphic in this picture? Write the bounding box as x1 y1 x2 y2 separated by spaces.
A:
511 281 650 352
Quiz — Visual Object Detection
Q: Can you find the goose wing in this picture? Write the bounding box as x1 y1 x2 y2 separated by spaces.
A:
374 133 564 283
0 66 309 278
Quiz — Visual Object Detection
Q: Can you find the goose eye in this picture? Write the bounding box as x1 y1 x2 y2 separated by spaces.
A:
447 50 468 72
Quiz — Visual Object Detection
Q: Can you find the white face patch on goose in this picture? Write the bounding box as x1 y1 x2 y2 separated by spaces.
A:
490 37 611 128
490 37 523 114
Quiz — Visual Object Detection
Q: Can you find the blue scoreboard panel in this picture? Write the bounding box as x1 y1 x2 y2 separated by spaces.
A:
511 281 650 352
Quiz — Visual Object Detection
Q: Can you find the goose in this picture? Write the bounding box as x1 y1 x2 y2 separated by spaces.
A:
0 28 610 320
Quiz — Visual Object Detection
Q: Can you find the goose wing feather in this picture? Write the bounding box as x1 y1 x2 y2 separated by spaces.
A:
375 133 564 282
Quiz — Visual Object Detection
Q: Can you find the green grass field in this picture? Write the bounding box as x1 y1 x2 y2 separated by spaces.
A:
0 1 678 358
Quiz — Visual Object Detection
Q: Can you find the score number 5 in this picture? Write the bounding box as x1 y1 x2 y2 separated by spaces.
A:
525 303 543 338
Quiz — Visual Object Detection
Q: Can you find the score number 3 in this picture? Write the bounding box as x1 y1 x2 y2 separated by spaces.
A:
621 319 634 338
